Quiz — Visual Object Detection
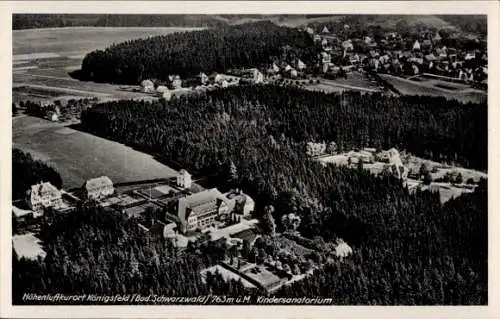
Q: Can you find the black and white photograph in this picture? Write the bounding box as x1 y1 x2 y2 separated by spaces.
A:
3 1 498 317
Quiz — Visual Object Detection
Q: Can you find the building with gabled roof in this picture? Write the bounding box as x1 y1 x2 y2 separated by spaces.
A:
177 169 192 189
177 188 229 233
82 176 114 200
26 182 62 212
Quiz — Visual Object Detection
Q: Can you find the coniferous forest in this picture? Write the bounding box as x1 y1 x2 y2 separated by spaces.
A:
12 149 63 200
80 22 315 84
13 86 487 305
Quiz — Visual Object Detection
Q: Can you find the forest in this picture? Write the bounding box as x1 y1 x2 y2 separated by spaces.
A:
12 149 62 200
13 86 487 304
13 14 228 30
80 21 315 84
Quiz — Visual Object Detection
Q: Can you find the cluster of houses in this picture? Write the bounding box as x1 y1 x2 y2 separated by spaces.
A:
299 25 487 86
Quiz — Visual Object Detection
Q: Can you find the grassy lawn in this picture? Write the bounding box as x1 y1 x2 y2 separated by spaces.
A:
13 116 179 189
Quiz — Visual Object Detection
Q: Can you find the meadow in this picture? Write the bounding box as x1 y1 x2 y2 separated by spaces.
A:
379 73 486 104
13 116 178 189
13 27 201 103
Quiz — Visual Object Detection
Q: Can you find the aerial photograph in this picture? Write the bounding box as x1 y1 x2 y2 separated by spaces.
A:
11 14 487 305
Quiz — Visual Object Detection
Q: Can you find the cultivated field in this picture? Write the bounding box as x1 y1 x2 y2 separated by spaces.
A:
304 72 382 94
13 116 179 189
13 27 201 103
379 73 486 104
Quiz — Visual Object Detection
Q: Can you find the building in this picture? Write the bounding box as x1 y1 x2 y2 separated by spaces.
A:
177 169 192 189
177 188 229 233
141 79 155 93
82 176 114 200
412 40 421 51
171 75 182 89
252 69 264 84
26 182 62 212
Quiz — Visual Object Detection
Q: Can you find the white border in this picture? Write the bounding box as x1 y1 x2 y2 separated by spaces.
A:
1 1 499 318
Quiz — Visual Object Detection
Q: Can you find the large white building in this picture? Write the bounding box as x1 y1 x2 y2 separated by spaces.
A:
177 169 192 189
177 188 229 233
26 182 62 212
82 176 114 200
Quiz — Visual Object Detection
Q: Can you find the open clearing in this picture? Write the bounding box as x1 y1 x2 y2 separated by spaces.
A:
13 116 178 189
13 27 201 103
379 74 486 104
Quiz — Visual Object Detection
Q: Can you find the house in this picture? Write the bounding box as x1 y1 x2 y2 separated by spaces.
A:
296 59 306 71
156 85 168 93
432 32 442 42
49 112 58 122
465 52 476 60
424 53 437 62
321 52 331 64
171 75 182 89
230 228 261 248
321 26 330 34
313 34 322 42
26 182 62 212
177 188 229 233
162 90 172 101
177 169 192 189
82 176 114 200
334 239 352 258
289 68 298 78
342 40 354 51
306 27 314 35
140 79 155 93
321 38 328 47
252 69 264 84
412 40 421 51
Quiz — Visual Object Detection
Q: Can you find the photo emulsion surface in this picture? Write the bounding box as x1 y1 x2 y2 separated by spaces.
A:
11 14 487 306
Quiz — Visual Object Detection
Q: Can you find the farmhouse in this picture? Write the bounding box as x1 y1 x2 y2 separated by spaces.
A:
82 176 114 200
177 188 229 233
26 182 62 212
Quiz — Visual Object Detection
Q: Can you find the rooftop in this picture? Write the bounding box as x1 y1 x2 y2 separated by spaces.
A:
84 176 113 190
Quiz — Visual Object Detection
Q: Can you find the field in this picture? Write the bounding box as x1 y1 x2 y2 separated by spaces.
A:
13 116 179 189
379 74 486 104
12 233 47 260
13 27 201 103
304 72 382 94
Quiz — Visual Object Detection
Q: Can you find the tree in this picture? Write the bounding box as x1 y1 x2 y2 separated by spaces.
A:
419 163 429 180
455 172 463 184
423 172 433 185
262 205 276 236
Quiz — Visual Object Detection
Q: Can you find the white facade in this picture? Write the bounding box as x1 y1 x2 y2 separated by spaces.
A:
27 182 62 212
177 169 192 189
83 176 114 200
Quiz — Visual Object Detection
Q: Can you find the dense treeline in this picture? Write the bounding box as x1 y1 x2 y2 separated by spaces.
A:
13 14 227 30
276 181 487 304
12 149 62 200
80 21 315 84
81 86 487 170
